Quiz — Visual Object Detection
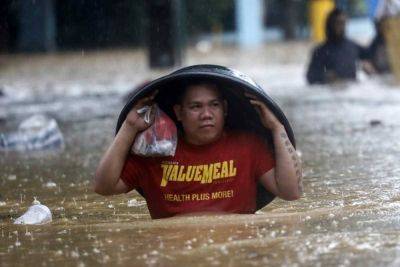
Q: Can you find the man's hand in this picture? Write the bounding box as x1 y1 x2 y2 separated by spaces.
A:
245 92 283 131
361 60 377 75
125 90 158 132
245 92 302 201
93 90 158 196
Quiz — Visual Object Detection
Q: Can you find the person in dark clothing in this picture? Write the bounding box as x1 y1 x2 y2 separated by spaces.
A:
306 8 368 84
365 19 391 74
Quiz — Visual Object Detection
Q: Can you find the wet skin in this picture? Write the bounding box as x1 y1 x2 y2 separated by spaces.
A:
173 85 227 146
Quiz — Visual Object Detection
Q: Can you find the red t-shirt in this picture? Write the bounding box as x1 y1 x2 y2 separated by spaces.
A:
121 131 275 219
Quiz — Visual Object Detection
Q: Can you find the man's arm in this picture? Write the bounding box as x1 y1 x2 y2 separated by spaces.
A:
93 93 157 195
259 125 302 200
356 43 377 75
93 123 139 195
246 94 302 200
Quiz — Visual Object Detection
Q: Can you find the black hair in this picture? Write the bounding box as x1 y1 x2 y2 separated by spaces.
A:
174 80 225 105
326 8 345 42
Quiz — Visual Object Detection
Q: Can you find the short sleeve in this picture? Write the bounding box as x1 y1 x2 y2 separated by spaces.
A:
120 155 145 191
252 135 276 178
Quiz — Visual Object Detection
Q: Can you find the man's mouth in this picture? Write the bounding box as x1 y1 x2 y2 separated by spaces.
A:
199 124 214 129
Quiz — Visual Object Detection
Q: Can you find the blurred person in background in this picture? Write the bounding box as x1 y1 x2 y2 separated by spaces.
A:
375 0 400 18
306 8 369 84
364 0 400 75
364 18 391 74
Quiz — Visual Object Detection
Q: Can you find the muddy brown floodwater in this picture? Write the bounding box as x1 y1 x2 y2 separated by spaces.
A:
1 43 400 266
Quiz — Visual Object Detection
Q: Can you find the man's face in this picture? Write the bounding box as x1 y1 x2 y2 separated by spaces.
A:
333 14 346 39
174 84 226 145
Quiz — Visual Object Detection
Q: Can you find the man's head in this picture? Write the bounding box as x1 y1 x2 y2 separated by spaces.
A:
326 8 347 42
173 82 227 145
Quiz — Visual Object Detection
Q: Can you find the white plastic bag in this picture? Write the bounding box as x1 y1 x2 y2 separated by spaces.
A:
0 114 64 151
14 199 52 225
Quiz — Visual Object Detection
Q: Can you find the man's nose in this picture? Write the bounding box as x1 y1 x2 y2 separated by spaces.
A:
200 106 213 119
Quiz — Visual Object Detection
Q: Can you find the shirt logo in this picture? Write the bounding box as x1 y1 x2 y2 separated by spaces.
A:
160 160 237 187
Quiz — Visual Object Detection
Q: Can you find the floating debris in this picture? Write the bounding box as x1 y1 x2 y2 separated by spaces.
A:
44 181 57 188
369 119 383 127
127 199 138 207
7 175 17 181
0 114 65 152
126 198 146 207
220 245 229 255
14 199 52 225
32 197 40 205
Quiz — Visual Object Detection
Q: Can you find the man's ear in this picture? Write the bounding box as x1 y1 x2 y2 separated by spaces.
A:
223 100 228 117
173 104 182 121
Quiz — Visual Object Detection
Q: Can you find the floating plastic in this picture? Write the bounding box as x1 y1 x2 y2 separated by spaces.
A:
14 199 52 225
0 114 64 152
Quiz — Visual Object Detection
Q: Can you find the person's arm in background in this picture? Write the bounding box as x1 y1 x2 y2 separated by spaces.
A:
93 92 157 195
357 42 371 61
357 42 377 75
246 93 302 200
306 46 328 84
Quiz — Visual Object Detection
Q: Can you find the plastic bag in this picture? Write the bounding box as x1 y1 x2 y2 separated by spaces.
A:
14 198 52 225
132 104 177 157
0 114 65 152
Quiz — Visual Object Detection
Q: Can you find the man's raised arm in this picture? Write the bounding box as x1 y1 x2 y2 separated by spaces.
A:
246 93 302 201
262 124 302 200
93 93 156 195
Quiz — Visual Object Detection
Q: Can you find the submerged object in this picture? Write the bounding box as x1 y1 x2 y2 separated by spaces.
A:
117 64 296 210
0 114 64 152
14 199 52 225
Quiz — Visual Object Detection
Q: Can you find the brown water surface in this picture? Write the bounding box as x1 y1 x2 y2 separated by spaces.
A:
1 44 400 266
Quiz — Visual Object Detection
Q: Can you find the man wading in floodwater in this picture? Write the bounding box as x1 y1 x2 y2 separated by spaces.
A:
93 82 302 219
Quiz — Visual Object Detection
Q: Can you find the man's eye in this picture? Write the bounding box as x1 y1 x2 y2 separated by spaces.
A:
211 102 220 107
189 105 200 109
